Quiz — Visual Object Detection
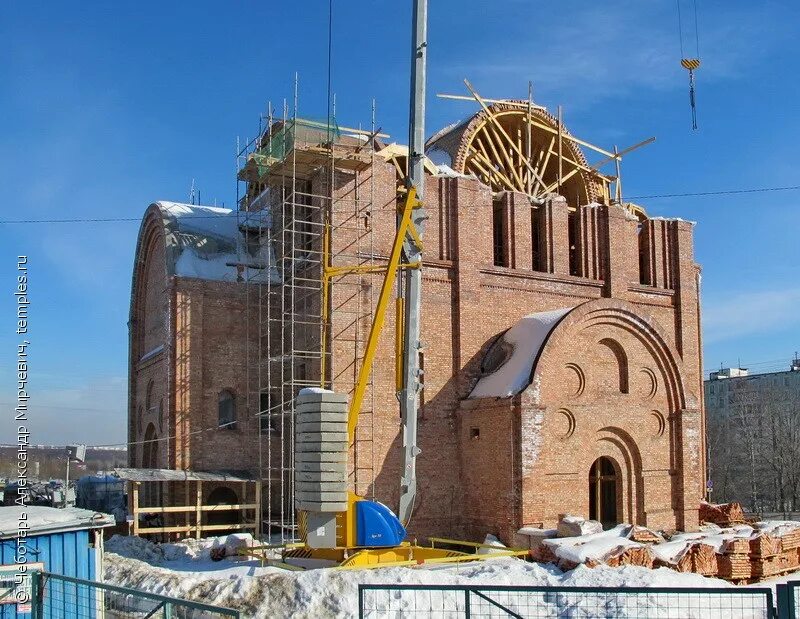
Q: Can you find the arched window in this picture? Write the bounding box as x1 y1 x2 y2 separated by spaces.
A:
137 406 143 435
599 338 629 394
158 399 164 431
146 380 155 413
142 423 158 468
218 390 236 430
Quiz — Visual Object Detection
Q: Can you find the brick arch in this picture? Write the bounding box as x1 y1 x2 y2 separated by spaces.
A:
532 298 689 413
595 426 645 525
129 204 171 469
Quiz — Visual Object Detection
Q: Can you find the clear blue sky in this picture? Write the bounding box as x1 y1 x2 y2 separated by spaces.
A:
1 1 798 445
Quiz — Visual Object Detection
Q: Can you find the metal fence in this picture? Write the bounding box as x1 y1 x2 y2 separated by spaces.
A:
30 572 239 619
777 581 799 619
358 584 779 619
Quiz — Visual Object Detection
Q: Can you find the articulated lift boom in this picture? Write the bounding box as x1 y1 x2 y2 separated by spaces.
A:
281 1 527 568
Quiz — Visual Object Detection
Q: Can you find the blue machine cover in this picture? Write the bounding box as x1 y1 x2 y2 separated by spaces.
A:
355 500 406 547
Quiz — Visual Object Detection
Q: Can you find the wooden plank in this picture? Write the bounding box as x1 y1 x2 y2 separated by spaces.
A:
486 124 526 190
463 79 547 190
468 145 516 191
589 137 656 171
541 166 581 195
436 93 546 110
137 503 259 513
523 116 615 158
255 481 263 540
132 482 139 537
195 480 202 540
200 523 258 533
557 106 563 191
533 135 556 196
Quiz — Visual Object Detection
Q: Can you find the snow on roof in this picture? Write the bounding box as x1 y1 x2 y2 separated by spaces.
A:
0 506 114 538
155 201 281 284
468 307 573 399
434 164 478 180
114 468 256 483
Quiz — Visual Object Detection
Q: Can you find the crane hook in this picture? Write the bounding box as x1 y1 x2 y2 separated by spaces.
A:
681 58 701 130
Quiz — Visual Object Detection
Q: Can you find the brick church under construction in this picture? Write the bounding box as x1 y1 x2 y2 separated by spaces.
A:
128 97 706 543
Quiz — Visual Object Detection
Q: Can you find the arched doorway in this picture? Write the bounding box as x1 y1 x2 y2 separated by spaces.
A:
589 457 619 529
205 486 240 529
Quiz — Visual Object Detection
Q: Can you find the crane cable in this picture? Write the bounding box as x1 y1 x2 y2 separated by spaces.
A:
677 0 701 130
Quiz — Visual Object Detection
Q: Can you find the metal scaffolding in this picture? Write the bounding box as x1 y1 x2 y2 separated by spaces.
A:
236 85 379 541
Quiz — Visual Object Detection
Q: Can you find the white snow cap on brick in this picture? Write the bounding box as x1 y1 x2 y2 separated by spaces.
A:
468 307 573 399
156 201 280 284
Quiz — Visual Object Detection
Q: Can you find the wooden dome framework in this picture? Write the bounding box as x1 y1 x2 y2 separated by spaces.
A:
428 81 654 216
459 103 605 205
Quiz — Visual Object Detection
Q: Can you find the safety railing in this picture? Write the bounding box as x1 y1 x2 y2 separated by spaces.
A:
30 571 240 618
358 583 778 619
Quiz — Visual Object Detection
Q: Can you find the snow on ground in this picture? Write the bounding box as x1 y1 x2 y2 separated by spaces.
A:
102 534 800 618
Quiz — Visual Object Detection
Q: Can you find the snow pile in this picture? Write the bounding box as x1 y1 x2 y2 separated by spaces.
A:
557 514 603 537
476 534 507 555
106 533 256 565
469 307 572 399
105 539 743 618
754 520 800 538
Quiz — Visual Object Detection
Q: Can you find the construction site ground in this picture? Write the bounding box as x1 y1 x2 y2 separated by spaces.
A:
104 525 800 618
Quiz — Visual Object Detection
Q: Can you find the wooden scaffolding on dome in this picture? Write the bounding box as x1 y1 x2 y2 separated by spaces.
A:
429 79 655 220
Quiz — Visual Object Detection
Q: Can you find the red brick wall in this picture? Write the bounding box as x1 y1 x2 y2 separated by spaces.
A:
130 158 704 541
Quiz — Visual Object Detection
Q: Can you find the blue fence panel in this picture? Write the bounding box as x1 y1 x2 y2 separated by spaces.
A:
0 530 97 619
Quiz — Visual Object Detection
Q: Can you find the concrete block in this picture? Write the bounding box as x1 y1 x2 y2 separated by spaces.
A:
295 481 347 494
295 441 349 453
295 401 349 414
296 421 348 434
296 431 349 443
295 470 347 483
294 460 348 473
295 392 349 406
296 490 348 502
294 451 347 464
295 411 349 423
296 501 348 513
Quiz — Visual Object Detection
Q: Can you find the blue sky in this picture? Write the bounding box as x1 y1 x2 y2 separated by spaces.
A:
1 1 798 445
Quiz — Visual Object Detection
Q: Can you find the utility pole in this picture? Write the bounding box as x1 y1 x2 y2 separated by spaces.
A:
398 0 427 526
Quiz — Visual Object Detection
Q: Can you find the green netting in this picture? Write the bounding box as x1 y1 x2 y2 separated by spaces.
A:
250 117 340 177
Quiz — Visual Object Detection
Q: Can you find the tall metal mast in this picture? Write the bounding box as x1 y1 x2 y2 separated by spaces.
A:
398 0 427 525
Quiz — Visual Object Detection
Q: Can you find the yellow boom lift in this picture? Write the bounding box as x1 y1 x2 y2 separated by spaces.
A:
261 0 528 569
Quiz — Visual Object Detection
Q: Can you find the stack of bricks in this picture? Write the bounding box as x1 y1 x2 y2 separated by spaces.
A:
699 501 745 527
749 532 800 581
716 538 752 583
716 529 800 583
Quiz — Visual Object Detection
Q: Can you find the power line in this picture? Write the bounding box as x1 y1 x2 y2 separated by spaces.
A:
1 184 799 225
629 185 800 200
